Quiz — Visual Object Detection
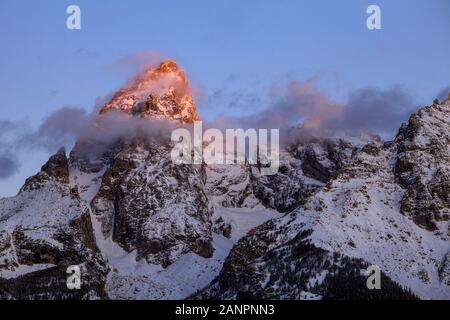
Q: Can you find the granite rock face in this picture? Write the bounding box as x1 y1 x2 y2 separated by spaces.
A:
90 138 213 268
197 99 450 300
0 148 108 299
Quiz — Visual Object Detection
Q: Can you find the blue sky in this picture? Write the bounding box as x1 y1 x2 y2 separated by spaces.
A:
0 0 449 196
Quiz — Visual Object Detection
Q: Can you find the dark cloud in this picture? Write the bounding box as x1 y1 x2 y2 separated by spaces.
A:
0 155 19 179
0 121 22 179
0 120 18 133
436 86 450 102
0 107 93 180
326 86 417 137
34 107 91 151
206 82 419 143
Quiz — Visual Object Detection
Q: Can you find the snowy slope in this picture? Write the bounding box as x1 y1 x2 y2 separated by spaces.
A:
0 149 107 299
197 98 450 300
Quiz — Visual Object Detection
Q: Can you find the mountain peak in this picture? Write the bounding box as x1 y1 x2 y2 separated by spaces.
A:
158 60 181 73
20 147 69 192
100 60 200 123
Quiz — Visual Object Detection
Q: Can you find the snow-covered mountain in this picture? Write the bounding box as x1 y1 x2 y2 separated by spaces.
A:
197 98 450 300
0 61 449 300
0 148 107 299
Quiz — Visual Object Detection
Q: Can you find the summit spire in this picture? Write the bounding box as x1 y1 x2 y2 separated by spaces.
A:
100 60 200 124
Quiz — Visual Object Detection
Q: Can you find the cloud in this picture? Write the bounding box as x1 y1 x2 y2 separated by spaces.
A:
206 81 418 141
69 110 176 161
0 104 177 181
0 120 18 132
34 107 92 151
436 86 450 102
0 121 23 179
0 61 428 180
23 106 175 160
204 79 344 146
326 86 417 137
0 155 19 179
109 50 171 76
208 80 340 129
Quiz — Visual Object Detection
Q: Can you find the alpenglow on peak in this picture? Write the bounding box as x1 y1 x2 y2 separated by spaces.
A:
100 60 200 124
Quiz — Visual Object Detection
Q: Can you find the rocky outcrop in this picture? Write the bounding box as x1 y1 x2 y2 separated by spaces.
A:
100 61 200 124
90 138 213 267
251 138 358 212
197 98 450 300
20 147 69 192
394 100 450 231
0 149 108 299
205 137 362 213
